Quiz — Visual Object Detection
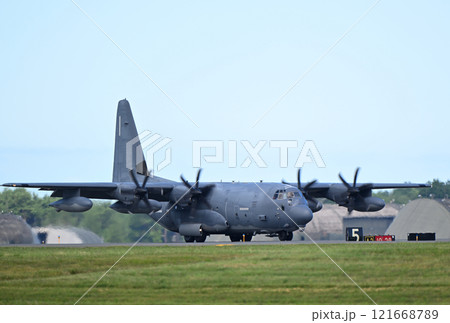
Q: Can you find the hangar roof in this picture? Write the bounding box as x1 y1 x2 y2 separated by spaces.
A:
385 198 450 240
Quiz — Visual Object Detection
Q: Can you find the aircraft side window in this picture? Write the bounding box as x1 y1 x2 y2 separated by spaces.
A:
273 190 279 199
287 191 294 198
278 191 286 200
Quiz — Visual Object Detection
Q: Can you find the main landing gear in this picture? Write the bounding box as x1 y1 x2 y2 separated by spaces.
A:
229 233 253 242
184 233 207 243
278 231 293 241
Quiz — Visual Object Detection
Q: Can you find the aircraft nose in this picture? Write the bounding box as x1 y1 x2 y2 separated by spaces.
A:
288 205 313 226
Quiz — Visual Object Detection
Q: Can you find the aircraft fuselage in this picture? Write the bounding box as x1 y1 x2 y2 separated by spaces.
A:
150 182 313 239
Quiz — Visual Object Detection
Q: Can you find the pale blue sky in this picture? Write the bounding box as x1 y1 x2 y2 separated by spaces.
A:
0 0 448 187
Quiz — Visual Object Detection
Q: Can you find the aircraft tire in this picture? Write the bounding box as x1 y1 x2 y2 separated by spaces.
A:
278 231 287 241
184 236 195 243
229 234 242 242
286 231 293 241
195 234 207 243
244 234 253 242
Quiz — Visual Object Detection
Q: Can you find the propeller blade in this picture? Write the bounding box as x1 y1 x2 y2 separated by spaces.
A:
179 169 214 214
195 168 202 189
347 195 355 214
129 169 140 187
180 175 191 189
339 168 374 213
339 173 351 189
143 197 152 210
200 184 215 195
348 203 354 214
353 167 360 188
203 198 212 209
127 169 155 213
303 179 317 191
297 168 302 190
142 171 151 187
189 197 198 216
358 183 373 191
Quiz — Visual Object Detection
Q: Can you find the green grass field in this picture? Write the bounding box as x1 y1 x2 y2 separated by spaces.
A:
0 242 449 304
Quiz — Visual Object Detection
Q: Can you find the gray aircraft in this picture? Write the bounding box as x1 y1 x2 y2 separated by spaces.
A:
3 100 430 242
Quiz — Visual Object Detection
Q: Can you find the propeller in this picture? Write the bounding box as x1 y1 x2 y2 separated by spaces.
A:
283 168 319 206
129 169 153 212
180 169 215 215
338 167 372 213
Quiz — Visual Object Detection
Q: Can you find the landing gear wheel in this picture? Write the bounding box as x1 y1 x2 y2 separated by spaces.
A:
286 231 293 241
184 236 195 243
278 231 287 241
229 234 242 242
195 234 207 243
244 234 253 242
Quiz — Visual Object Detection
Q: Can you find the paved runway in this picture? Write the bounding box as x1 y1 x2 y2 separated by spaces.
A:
1 239 449 247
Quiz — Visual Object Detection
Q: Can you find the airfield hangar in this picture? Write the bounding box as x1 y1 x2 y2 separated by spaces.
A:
386 198 450 240
0 213 35 244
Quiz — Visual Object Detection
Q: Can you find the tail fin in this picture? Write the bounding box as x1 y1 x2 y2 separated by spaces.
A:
112 99 148 183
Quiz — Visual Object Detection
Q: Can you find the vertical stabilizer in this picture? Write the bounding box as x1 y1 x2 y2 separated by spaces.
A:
112 99 148 183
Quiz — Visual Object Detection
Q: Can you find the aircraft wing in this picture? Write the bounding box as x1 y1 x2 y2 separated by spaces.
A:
2 181 177 201
363 183 431 189
298 182 431 203
300 182 430 194
2 182 119 199
303 182 430 191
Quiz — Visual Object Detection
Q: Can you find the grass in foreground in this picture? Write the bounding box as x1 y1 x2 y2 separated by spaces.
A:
0 242 449 304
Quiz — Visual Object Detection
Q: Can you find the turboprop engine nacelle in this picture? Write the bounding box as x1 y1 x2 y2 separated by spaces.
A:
109 200 162 214
169 185 191 206
177 210 229 236
354 196 385 212
307 199 323 213
49 197 93 212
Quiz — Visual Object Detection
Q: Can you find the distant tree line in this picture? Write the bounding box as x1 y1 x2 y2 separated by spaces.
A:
0 188 168 243
373 179 449 205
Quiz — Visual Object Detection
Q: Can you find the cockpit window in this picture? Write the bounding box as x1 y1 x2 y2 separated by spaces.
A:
273 189 301 200
273 189 285 199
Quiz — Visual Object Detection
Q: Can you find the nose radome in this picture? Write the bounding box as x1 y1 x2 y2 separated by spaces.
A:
289 205 313 226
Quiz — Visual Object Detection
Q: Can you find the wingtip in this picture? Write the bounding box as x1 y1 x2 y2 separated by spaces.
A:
2 183 25 187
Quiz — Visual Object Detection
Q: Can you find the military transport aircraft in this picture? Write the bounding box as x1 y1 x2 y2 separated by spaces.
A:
3 100 430 242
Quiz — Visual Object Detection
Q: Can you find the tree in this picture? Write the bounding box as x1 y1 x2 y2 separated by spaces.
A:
374 179 449 204
0 189 164 243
